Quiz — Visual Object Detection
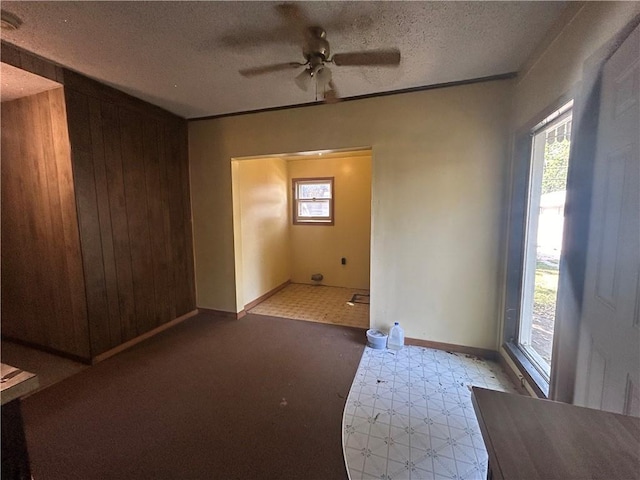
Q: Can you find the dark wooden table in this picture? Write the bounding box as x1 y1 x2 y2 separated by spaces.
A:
471 386 640 480
1 364 39 480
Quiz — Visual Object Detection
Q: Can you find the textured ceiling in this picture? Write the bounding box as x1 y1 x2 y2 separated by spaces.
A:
1 1 567 119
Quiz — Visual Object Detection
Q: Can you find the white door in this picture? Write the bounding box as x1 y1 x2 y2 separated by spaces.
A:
573 24 640 416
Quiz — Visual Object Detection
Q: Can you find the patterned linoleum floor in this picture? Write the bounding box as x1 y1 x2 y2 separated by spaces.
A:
248 283 370 328
343 346 520 480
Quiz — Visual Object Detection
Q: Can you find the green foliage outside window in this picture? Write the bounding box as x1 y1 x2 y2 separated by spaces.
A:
542 139 570 195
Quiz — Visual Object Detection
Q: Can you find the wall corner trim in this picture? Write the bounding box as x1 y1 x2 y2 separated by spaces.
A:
244 280 291 312
197 308 243 320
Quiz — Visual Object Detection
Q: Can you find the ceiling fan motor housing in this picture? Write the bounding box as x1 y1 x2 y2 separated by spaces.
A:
303 27 330 62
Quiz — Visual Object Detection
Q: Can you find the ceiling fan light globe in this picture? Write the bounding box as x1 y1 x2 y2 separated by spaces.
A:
315 66 332 88
295 69 312 92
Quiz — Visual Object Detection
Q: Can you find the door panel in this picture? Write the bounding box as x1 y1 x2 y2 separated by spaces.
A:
625 373 640 416
574 24 640 415
594 150 625 305
585 342 606 409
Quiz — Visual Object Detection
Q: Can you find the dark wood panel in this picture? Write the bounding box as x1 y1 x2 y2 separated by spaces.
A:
1 89 89 359
35 90 70 351
1 42 64 83
18 95 51 347
47 90 89 355
118 107 156 337
64 90 92 151
0 42 22 69
62 75 194 356
88 97 122 349
65 91 111 356
164 125 190 316
177 123 196 312
19 51 59 84
158 122 178 321
100 102 137 342
142 121 170 327
62 69 182 122
1 100 31 343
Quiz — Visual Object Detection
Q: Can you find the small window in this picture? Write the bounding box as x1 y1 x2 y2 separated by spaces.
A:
292 177 334 225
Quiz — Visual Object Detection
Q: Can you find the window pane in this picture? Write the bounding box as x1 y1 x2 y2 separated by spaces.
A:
297 200 330 218
298 182 331 199
519 109 572 378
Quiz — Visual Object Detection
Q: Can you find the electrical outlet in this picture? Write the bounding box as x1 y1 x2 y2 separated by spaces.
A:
341 257 346 265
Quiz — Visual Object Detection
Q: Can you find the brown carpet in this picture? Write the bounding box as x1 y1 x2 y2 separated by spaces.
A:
21 313 366 479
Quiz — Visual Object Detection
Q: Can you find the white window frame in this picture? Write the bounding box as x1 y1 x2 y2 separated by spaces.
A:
519 103 573 380
292 177 334 225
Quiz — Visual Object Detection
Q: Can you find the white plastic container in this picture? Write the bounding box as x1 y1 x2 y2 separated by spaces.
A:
366 329 388 349
387 322 404 350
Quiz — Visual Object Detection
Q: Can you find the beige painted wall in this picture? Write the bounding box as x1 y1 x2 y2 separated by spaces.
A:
288 154 371 289
189 79 512 349
232 157 290 309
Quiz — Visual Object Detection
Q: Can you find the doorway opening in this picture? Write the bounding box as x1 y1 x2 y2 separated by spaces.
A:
231 148 372 328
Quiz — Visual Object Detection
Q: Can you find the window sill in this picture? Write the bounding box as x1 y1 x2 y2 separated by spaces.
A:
503 341 549 398
292 220 334 226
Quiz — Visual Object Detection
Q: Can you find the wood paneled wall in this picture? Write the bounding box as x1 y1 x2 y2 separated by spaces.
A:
1 89 90 358
64 73 196 357
2 43 196 360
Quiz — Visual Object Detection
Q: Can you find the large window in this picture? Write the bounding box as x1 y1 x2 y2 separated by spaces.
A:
518 102 573 380
292 177 334 225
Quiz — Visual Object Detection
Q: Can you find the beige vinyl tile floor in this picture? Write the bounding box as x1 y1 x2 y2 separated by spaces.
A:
249 283 370 329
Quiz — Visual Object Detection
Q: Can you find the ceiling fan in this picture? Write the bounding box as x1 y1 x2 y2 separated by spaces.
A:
238 3 401 103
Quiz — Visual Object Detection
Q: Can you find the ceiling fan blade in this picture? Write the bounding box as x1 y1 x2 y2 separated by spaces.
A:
274 3 324 46
275 3 313 34
239 62 304 77
222 3 315 52
219 27 298 49
331 49 401 67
